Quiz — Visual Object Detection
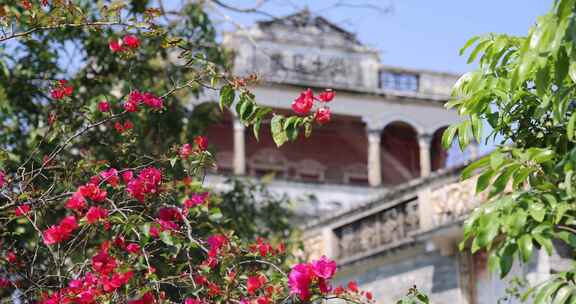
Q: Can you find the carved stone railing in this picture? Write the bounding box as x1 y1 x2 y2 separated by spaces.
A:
334 199 419 262
418 177 486 231
301 168 486 264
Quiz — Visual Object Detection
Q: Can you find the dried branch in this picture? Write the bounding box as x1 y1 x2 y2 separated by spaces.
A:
0 21 148 43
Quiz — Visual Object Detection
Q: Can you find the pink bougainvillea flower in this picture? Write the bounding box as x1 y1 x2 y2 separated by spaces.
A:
128 291 156 304
318 89 335 102
207 234 228 257
65 192 87 211
92 250 117 276
195 135 208 151
149 225 160 238
21 0 32 10
109 39 123 52
156 207 182 232
126 243 141 255
122 170 134 183
184 192 209 208
314 107 331 125
63 85 73 96
291 88 314 115
179 143 192 159
126 167 162 202
123 35 140 49
123 120 134 130
15 204 31 217
42 216 78 245
256 296 271 304
85 206 109 224
78 183 107 202
318 278 330 293
100 168 119 187
6 251 17 264
128 90 143 104
0 170 4 188
98 101 110 112
347 280 358 292
50 88 65 100
142 92 163 109
114 121 124 133
124 100 138 112
311 255 337 279
247 275 266 295
288 263 314 301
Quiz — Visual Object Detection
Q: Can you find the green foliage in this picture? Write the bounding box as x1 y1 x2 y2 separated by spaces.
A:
218 178 295 242
0 0 228 170
447 0 576 302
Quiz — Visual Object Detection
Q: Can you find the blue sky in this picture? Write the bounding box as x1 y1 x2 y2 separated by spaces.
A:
209 0 552 74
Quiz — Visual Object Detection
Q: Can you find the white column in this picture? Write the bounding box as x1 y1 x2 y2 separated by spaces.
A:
418 133 433 177
233 119 246 175
367 129 382 187
322 228 339 259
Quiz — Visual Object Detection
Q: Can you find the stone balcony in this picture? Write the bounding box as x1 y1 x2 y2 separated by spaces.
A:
302 164 485 264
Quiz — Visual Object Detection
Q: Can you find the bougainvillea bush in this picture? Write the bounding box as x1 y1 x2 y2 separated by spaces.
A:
0 1 372 303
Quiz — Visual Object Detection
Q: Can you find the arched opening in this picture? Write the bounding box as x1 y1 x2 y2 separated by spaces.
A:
193 102 234 174
431 127 449 172
245 110 368 185
380 121 420 185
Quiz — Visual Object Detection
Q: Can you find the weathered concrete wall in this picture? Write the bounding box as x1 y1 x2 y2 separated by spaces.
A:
334 245 462 303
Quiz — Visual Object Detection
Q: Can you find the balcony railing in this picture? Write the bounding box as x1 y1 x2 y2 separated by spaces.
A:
302 167 486 264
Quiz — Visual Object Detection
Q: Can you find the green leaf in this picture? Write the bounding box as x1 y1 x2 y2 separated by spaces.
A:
473 214 500 251
270 115 288 147
535 66 550 97
499 243 517 278
441 125 458 149
530 148 555 163
529 202 546 222
460 36 480 56
219 85 235 110
252 120 262 141
534 232 554 255
477 169 496 193
552 286 572 304
555 203 569 224
556 46 570 84
160 231 174 246
512 167 532 190
535 281 563 304
518 234 534 262
490 151 505 170
505 209 527 236
467 39 490 64
471 114 483 143
304 120 313 138
569 63 576 84
285 125 299 142
568 112 576 140
208 208 223 222
239 99 254 121
458 120 471 150
461 155 490 179
490 165 518 197
169 156 178 168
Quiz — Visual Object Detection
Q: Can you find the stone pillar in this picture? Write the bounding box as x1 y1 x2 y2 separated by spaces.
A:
418 133 433 177
367 129 382 187
233 119 246 175
322 228 339 259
